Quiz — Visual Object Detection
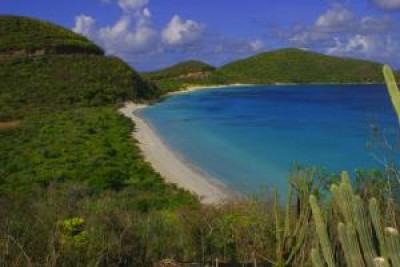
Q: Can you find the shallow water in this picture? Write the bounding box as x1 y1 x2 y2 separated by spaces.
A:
140 85 400 194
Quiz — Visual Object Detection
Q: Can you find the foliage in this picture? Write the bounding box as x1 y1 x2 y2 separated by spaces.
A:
216 48 390 84
0 55 160 120
0 16 103 55
0 107 195 209
142 60 215 80
310 172 400 267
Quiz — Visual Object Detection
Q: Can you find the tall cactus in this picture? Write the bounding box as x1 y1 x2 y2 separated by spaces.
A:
310 172 400 266
273 168 314 266
383 65 400 123
308 65 400 267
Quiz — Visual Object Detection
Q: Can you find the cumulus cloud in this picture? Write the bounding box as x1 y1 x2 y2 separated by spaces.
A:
73 0 207 66
73 15 96 37
249 39 264 52
118 0 149 13
97 15 159 54
275 4 400 65
162 15 204 46
316 4 354 29
372 0 400 11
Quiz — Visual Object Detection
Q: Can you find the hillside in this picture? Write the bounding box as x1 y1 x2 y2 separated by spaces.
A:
142 60 225 92
0 16 192 207
143 60 215 80
216 48 387 84
144 48 396 91
0 16 104 56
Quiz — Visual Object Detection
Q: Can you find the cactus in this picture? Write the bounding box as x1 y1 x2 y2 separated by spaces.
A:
310 172 400 266
273 169 314 266
383 65 400 123
384 227 400 266
310 195 335 267
311 248 324 267
374 257 390 267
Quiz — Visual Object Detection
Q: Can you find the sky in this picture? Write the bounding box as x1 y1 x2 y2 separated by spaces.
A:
2 0 400 71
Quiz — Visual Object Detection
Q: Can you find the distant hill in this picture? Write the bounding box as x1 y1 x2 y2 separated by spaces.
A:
0 16 160 120
143 60 215 80
144 48 396 91
142 60 225 92
216 48 388 84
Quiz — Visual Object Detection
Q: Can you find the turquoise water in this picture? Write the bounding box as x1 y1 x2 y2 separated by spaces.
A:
140 85 399 194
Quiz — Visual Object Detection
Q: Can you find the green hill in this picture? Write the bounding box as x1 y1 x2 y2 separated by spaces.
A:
143 60 215 80
0 16 192 208
0 16 161 121
216 48 387 84
0 16 104 56
142 60 226 92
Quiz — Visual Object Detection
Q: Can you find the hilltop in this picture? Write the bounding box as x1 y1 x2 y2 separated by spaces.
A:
0 16 160 121
217 48 387 84
147 48 395 91
0 16 193 207
142 60 215 80
142 60 224 92
0 16 104 56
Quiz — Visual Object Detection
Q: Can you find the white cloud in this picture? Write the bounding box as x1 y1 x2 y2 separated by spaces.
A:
118 0 149 12
316 4 354 28
326 35 374 55
73 15 96 37
249 39 264 52
274 3 400 66
162 15 204 46
74 0 159 56
98 15 159 54
373 0 400 11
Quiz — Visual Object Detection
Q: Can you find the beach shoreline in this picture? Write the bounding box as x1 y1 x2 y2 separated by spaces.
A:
119 102 238 204
166 83 256 96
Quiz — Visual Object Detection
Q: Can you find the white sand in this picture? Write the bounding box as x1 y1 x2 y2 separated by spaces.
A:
120 102 237 204
167 83 256 96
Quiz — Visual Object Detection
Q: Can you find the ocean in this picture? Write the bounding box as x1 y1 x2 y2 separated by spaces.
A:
140 85 400 194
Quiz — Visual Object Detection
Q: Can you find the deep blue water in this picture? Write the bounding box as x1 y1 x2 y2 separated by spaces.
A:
140 85 400 194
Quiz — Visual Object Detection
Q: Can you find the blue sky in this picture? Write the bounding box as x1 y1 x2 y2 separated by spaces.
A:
2 0 400 70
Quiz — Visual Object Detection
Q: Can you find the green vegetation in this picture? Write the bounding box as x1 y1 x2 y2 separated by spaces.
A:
142 60 225 93
0 55 159 121
0 16 103 55
146 48 400 92
217 48 389 84
2 15 400 267
142 60 215 80
310 172 400 267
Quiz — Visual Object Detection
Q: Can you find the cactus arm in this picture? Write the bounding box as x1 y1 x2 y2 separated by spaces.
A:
369 198 387 257
383 65 400 123
384 227 400 267
274 189 283 263
310 195 336 267
347 223 366 267
373 257 390 267
338 222 355 267
353 196 377 267
311 248 324 267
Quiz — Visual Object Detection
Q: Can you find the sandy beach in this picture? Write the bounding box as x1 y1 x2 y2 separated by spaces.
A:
120 102 237 204
167 83 256 96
